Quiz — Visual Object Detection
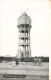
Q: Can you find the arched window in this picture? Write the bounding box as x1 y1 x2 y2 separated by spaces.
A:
22 53 23 58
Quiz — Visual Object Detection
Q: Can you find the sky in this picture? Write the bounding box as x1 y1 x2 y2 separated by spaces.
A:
0 0 51 57
0 0 51 79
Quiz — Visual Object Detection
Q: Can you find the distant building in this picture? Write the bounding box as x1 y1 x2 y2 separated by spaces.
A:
17 12 32 58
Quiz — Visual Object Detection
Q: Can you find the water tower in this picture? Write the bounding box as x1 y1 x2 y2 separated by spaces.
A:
17 12 32 58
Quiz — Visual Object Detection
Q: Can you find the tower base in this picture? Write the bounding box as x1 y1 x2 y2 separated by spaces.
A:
17 51 31 59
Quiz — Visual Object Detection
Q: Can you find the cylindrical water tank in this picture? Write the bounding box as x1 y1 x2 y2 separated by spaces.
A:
17 12 31 26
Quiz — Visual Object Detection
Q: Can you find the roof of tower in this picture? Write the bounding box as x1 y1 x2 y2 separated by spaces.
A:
17 12 31 26
18 12 31 20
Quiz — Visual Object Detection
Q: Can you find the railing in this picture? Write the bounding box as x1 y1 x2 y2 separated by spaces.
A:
18 43 30 45
18 50 30 52
19 28 28 31
19 35 30 38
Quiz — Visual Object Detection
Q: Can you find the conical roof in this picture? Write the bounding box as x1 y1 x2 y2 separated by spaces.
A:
17 12 31 26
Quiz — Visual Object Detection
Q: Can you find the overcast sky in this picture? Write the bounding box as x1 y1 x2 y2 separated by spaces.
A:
0 0 51 57
0 0 51 78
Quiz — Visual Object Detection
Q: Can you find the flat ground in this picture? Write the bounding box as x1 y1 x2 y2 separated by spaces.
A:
0 62 49 80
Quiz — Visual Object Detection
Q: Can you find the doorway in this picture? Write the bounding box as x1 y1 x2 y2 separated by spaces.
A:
22 53 23 58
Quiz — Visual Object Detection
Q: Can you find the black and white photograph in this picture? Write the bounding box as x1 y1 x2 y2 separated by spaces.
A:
0 0 50 80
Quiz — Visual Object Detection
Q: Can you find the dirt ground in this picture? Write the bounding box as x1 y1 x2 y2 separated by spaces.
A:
0 62 49 80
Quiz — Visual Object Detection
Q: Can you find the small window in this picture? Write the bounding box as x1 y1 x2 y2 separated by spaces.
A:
21 24 24 28
26 46 28 50
26 39 28 43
